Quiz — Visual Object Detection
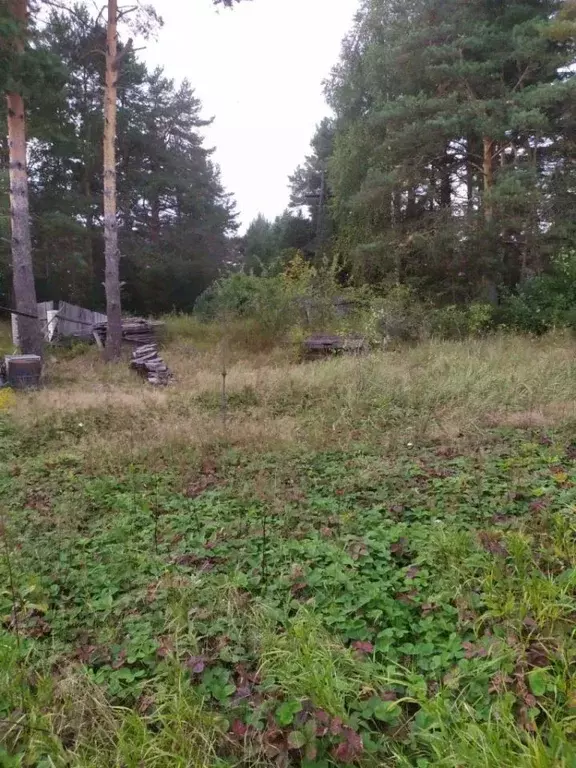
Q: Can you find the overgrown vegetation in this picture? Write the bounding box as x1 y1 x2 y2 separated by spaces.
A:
192 248 576 347
1 326 576 765
292 0 576 307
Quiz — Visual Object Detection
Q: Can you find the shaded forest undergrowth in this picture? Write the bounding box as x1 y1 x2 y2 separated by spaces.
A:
2 327 576 766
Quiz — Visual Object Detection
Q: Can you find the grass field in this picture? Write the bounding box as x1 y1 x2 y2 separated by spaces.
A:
1 323 576 766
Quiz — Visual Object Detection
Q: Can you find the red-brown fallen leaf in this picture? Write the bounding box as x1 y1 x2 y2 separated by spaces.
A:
26 615 51 639
320 526 334 538
421 602 436 616
390 537 409 556
234 684 252 701
523 616 538 633
137 694 155 714
524 693 537 708
330 717 344 736
526 641 550 668
435 446 457 458
351 641 374 655
478 531 508 557
76 644 97 663
462 641 488 660
380 691 398 702
290 563 305 580
201 457 218 474
489 672 512 694
290 581 308 596
315 709 331 736
185 473 219 499
231 719 248 738
186 655 206 674
157 637 174 659
347 541 368 559
24 490 52 514
332 728 364 762
396 590 418 605
111 648 127 670
518 704 537 733
336 489 346 496
405 565 420 580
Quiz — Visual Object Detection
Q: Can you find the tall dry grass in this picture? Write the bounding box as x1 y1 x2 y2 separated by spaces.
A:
6 329 576 472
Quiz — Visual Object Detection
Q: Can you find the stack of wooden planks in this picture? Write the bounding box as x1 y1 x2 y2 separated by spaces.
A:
131 343 172 386
301 334 367 360
93 318 163 347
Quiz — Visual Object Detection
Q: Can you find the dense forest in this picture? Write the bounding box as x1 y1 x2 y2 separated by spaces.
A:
0 1 237 318
250 0 576 309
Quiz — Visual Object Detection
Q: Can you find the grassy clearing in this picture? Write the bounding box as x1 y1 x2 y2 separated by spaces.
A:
1 322 576 765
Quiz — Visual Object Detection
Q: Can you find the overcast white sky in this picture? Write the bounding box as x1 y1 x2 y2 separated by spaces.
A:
142 0 358 231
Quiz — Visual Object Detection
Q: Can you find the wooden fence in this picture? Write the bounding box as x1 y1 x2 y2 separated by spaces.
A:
11 301 107 346
57 302 107 338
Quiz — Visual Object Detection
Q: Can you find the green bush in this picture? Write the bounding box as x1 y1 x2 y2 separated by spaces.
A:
191 248 576 348
497 250 576 334
430 303 494 339
193 257 346 346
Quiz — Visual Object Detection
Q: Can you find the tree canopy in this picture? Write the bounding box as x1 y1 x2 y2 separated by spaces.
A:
289 0 576 304
0 1 238 315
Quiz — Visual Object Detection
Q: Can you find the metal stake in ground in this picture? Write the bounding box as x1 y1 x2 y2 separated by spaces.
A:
221 338 228 431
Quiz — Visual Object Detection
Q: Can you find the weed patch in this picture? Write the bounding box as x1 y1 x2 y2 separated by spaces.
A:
1 333 576 764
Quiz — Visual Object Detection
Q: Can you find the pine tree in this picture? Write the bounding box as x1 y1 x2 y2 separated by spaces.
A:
103 0 122 359
0 3 238 316
323 0 576 301
3 0 42 354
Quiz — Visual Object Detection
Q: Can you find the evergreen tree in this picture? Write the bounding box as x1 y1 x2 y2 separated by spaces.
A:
0 0 52 353
0 3 238 316
320 0 576 301
289 118 335 258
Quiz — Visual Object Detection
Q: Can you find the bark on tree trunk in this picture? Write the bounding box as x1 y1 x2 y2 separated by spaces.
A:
483 136 494 222
103 0 122 361
6 0 42 356
482 136 499 305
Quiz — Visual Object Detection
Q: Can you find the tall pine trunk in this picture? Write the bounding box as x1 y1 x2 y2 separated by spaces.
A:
466 135 477 212
6 0 42 356
482 136 498 304
482 137 494 222
103 0 122 360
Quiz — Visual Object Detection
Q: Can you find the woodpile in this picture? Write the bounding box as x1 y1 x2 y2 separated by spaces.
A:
93 318 163 346
302 334 367 360
131 343 173 386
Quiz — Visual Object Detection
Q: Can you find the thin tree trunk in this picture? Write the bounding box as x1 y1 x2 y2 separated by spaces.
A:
466 135 476 212
440 151 451 209
6 0 42 356
483 137 494 222
150 197 160 243
482 136 498 304
103 0 122 360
